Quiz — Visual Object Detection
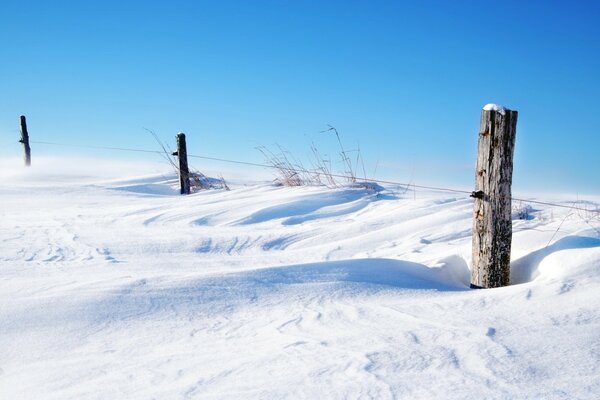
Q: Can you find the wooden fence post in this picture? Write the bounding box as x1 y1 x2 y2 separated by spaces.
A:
471 105 518 289
19 115 31 166
175 132 191 195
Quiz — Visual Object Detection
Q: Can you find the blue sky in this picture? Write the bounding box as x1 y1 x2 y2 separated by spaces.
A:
1 0 599 193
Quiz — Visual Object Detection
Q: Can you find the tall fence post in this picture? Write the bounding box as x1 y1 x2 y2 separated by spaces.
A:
19 115 31 166
471 105 518 289
175 132 191 195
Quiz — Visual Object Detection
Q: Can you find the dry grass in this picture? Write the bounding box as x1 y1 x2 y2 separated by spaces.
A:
258 126 376 189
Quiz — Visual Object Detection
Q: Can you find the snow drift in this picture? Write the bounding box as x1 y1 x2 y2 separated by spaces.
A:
1 159 599 399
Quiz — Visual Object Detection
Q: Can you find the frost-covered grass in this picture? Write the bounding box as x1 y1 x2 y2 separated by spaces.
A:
1 159 599 399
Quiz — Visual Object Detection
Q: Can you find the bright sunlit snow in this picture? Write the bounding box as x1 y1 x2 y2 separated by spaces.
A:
483 104 508 114
1 160 599 399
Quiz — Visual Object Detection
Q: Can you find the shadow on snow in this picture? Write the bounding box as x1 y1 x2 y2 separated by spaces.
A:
90 257 471 323
237 189 381 226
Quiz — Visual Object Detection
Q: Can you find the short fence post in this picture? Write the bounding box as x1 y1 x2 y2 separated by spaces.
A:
19 115 31 166
175 132 191 195
471 105 518 289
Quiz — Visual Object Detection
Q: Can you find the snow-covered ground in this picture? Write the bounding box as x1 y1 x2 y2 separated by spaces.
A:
1 159 600 399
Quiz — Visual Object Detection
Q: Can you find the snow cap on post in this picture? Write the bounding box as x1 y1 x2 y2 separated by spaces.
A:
482 103 508 115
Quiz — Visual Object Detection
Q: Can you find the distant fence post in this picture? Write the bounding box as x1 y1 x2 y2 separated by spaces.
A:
175 132 191 195
470 105 518 289
19 115 31 166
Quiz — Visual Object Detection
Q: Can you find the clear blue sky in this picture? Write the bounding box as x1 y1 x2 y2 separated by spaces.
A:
1 0 599 193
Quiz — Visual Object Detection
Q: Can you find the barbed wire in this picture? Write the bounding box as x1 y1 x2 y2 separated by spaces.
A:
25 139 600 215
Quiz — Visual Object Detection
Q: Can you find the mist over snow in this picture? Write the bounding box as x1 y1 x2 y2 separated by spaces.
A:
1 159 600 399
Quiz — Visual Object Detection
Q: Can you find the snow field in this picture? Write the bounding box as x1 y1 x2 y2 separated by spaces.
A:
1 162 600 399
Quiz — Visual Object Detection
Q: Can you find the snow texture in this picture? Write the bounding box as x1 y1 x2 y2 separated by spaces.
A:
1 160 600 399
483 103 508 114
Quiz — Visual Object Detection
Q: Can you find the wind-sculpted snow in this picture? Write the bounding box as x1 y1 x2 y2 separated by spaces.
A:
1 166 600 399
112 182 180 196
237 189 376 225
511 235 600 284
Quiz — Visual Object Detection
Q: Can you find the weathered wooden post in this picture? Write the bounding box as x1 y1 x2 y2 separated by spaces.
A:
19 115 31 166
471 104 518 289
175 132 191 195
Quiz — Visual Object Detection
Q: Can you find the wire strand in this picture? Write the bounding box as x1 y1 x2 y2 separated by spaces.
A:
2 140 21 147
27 139 600 214
31 140 162 155
187 153 473 195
